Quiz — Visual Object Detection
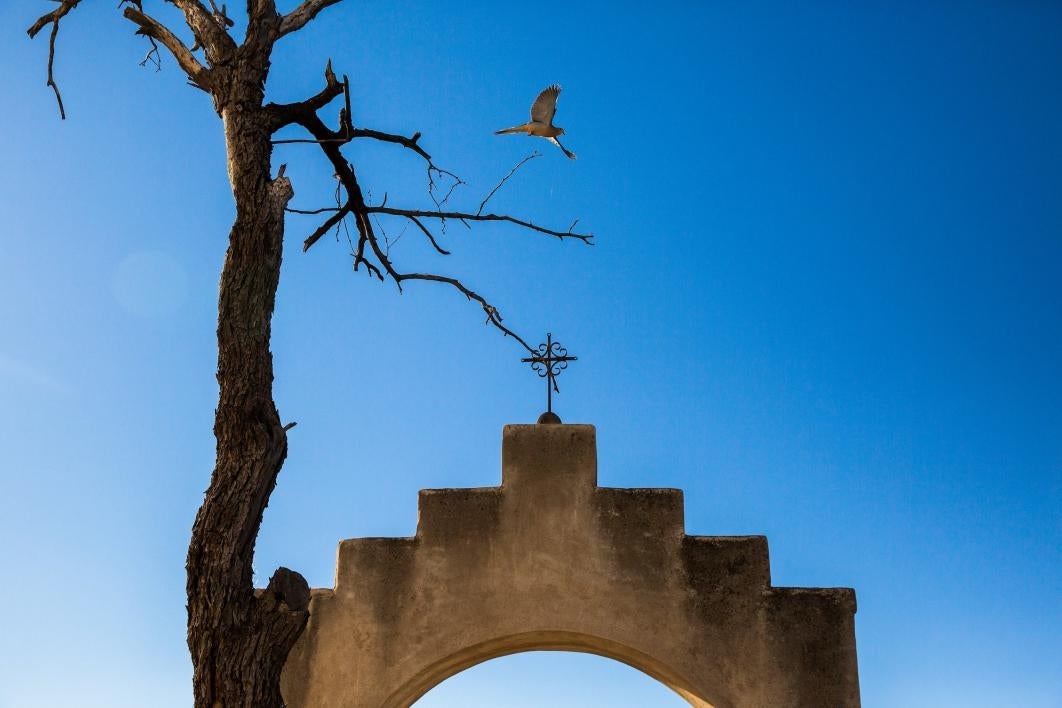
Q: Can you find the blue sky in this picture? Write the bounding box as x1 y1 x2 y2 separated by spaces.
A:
1 2 1060 706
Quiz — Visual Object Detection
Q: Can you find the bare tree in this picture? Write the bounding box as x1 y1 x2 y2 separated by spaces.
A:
27 2 591 705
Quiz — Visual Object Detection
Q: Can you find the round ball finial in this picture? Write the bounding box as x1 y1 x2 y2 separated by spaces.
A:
537 411 562 424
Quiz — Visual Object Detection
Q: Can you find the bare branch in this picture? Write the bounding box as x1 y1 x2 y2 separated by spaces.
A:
27 0 82 119
404 275 534 353
43 16 67 119
278 0 344 38
307 168 570 353
272 137 348 145
271 68 468 213
139 35 163 71
405 215 450 255
303 204 352 251
244 0 278 57
122 6 211 88
350 127 431 160
358 258 383 280
266 61 344 131
374 259 535 353
27 0 80 39
366 206 594 244
170 0 237 62
274 61 588 353
478 152 540 216
428 165 464 211
346 126 466 208
339 184 535 351
286 206 340 215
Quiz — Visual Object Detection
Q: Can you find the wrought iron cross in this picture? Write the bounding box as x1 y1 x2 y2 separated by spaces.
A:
521 333 577 418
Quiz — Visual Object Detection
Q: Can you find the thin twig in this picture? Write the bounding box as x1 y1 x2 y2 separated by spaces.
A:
46 18 66 119
366 206 594 244
478 152 540 216
122 5 210 88
28 0 81 119
406 215 450 255
428 165 465 210
139 36 162 70
303 206 351 251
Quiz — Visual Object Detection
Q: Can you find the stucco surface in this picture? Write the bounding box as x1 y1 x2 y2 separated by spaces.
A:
281 424 860 707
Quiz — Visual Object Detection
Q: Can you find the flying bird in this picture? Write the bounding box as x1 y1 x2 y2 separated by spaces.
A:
495 84 577 160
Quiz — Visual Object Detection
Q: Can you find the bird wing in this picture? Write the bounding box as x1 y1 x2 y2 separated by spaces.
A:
530 84 561 125
548 137 577 160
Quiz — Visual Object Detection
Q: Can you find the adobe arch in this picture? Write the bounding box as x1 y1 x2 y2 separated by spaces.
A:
281 425 860 707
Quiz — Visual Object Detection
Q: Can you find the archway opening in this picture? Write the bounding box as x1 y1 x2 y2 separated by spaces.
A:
414 651 688 707
385 631 719 708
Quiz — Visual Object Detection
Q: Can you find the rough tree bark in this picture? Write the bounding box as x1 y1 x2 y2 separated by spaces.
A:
28 2 591 705
186 67 311 705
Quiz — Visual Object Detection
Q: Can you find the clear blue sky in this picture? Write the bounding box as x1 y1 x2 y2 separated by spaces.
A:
2 2 1060 707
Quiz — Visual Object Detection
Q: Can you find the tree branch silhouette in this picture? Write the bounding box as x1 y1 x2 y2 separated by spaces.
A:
274 63 592 351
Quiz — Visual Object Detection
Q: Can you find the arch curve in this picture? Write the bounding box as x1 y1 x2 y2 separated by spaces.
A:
388 631 720 708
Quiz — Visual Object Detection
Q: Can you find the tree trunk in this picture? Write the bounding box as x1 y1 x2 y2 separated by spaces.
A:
186 64 309 708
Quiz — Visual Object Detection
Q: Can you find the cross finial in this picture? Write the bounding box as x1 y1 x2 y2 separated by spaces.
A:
521 333 577 423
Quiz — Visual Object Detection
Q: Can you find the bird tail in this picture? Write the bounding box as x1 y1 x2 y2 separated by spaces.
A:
494 124 528 135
